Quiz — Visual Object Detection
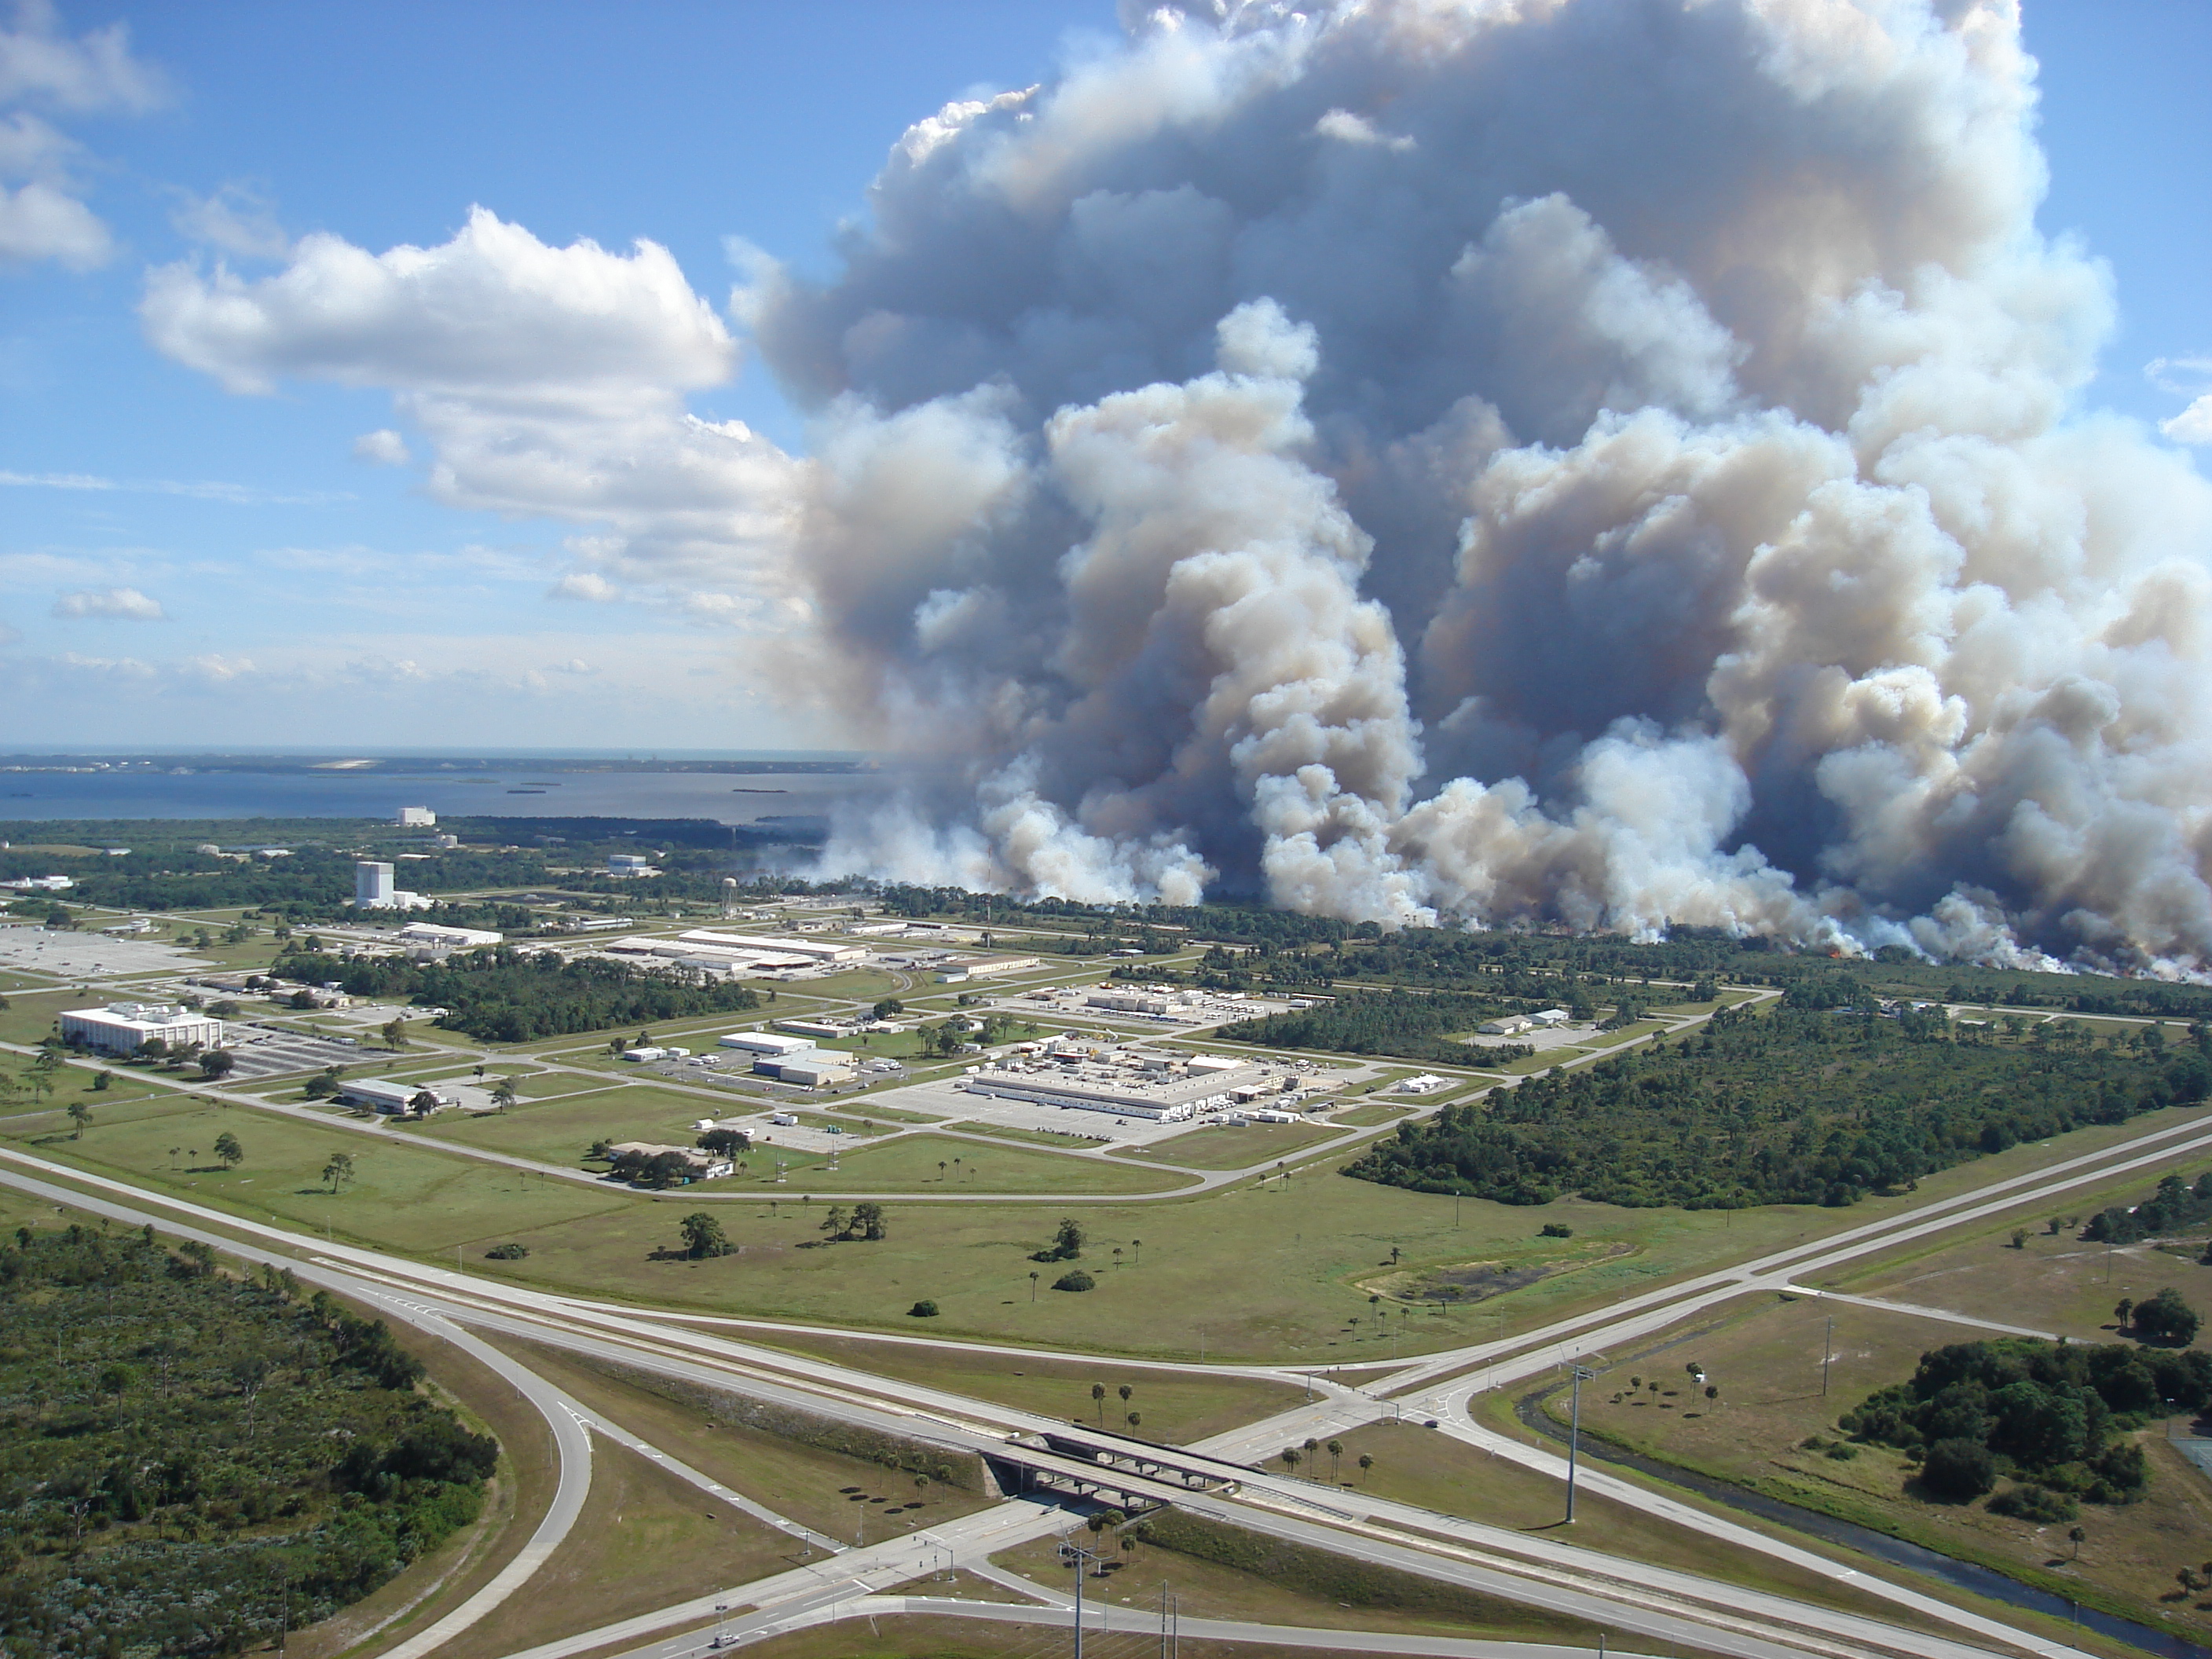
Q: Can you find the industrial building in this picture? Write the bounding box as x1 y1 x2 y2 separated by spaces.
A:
607 854 661 877
1084 991 1177 1017
676 930 866 965
1478 1014 1533 1036
60 1002 225 1057
753 1053 854 1088
395 806 436 826
961 1053 1253 1121
398 921 503 951
604 936 820 975
339 1078 456 1115
933 955 1042 982
718 1031 816 1057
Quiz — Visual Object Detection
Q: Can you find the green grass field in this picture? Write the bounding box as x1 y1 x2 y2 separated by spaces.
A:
761 1133 1193 1196
3 1093 628 1251
1119 1120 1347 1170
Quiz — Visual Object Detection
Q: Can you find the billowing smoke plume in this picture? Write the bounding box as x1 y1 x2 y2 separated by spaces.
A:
141 0 2212 970
743 0 2212 972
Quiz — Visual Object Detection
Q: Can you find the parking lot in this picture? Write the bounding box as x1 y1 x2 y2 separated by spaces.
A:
0 925 211 983
220 1024 368 1080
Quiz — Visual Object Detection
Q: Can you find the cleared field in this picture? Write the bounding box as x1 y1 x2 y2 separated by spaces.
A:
2 1093 628 1251
1548 1287 2212 1645
0 986 79 1046
1334 1101 1413 1127
1117 1119 1345 1169
745 1330 1306 1441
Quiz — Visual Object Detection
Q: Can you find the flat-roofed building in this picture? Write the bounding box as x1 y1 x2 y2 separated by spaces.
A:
395 807 436 826
756 1054 855 1088
399 922 503 950
60 1003 225 1057
677 930 866 965
719 1031 815 1057
960 1060 1246 1121
338 1077 456 1115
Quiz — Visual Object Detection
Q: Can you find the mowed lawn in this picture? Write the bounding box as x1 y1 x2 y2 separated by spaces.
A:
3 1093 627 1251
396 1086 725 1167
767 1134 1194 1196
1118 1119 1347 1170
746 1329 1306 1443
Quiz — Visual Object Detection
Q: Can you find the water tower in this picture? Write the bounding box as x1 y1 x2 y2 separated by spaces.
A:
722 877 738 919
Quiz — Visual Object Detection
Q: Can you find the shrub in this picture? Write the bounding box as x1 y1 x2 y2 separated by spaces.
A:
1053 1270 1097 1293
485 1243 529 1260
1539 1222 1573 1238
908 1299 939 1318
1988 1484 2078 1524
1919 1437 1996 1502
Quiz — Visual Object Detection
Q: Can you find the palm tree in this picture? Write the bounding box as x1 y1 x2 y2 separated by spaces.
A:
1357 1453 1375 1483
1091 1382 1107 1424
1112 1246 1124 1269
1119 1384 1133 1411
492 1079 517 1112
1131 1237 1141 1265
1280 1447 1302 1476
1328 1438 1343 1482
1126 1410 1141 1432
66 1101 90 1139
938 1160 947 1181
1029 1270 1040 1301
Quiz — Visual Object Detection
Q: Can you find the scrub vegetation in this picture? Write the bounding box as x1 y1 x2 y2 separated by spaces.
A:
1343 1006 2210 1208
0 1225 497 1659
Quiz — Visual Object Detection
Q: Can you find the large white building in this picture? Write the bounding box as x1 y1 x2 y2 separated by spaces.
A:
356 861 394 906
395 806 436 826
718 1031 816 1057
399 921 503 950
354 860 429 910
61 1003 225 1057
676 930 866 965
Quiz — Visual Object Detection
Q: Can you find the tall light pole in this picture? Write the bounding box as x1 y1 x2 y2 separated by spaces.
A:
1566 1364 1599 1523
1822 1315 1834 1397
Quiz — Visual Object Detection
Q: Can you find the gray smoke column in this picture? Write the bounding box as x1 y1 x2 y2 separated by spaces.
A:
744 0 2212 972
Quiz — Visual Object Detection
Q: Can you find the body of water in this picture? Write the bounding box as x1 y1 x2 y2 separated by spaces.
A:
0 764 890 827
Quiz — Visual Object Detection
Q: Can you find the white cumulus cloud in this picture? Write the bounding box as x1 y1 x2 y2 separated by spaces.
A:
53 585 164 620
352 428 410 465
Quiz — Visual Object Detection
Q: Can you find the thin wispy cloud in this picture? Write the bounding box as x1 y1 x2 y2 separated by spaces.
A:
0 469 353 506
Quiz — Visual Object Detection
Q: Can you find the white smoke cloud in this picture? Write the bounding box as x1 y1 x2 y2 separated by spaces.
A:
759 0 2212 971
143 0 2212 970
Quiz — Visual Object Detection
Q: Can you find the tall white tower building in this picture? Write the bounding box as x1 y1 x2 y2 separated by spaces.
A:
356 861 395 907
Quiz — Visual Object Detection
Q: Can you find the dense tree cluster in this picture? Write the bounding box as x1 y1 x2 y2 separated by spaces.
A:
1342 1009 2211 1209
272 947 759 1042
1842 1338 2212 1514
2082 1172 2212 1245
0 1225 496 1657
1218 991 1508 1065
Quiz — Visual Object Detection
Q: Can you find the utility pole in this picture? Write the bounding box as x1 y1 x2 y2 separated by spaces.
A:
1060 1536 1105 1659
1822 1315 1833 1397
1566 1364 1598 1523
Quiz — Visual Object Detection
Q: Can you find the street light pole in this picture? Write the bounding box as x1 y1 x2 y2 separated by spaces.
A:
1822 1315 1833 1397
1566 1364 1598 1523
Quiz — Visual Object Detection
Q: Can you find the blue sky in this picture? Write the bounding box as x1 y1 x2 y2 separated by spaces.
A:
1 0 2206 753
